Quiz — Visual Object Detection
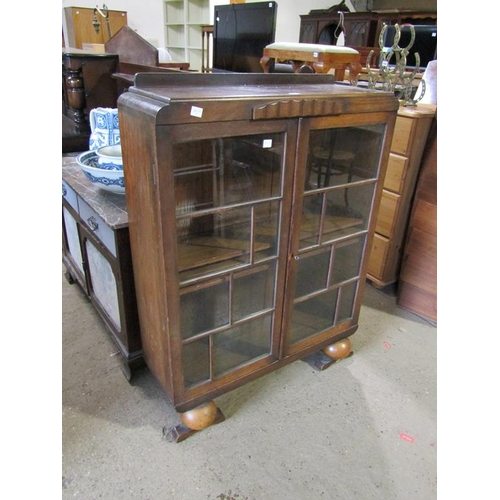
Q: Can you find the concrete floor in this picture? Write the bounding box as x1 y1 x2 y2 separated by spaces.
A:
62 267 437 500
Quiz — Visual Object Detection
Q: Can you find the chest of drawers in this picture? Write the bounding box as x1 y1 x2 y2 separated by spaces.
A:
366 104 436 287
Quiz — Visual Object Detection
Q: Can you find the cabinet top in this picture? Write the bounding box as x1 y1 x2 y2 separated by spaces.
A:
119 73 399 125
127 73 393 101
397 103 437 118
62 156 129 229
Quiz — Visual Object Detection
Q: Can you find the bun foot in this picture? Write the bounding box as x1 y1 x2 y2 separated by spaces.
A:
163 401 225 443
180 401 218 431
302 337 353 371
323 338 352 361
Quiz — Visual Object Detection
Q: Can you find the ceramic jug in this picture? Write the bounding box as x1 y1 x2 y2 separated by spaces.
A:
89 108 120 151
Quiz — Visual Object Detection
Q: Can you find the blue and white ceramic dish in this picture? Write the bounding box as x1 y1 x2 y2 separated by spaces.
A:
77 150 125 194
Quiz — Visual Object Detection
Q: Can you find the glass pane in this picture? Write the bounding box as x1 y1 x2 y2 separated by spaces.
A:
174 133 284 283
232 263 276 322
299 194 322 248
294 247 330 299
332 236 365 284
300 183 375 249
305 124 385 191
213 314 272 376
180 279 229 339
290 288 339 344
322 184 375 242
254 201 281 262
173 133 283 212
182 337 210 387
86 240 121 330
336 281 358 324
178 206 253 282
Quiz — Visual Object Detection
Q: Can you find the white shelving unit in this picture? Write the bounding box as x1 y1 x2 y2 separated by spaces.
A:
164 0 212 71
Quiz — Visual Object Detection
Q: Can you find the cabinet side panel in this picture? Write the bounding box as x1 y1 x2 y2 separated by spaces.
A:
119 101 174 401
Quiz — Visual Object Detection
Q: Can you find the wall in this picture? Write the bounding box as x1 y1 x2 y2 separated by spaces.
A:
61 0 436 52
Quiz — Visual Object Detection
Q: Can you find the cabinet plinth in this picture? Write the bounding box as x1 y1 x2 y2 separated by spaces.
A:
118 73 398 431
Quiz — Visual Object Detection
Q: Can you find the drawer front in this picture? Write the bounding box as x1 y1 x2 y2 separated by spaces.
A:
375 190 400 238
367 233 390 278
62 180 78 212
384 153 408 194
78 199 117 257
391 116 413 156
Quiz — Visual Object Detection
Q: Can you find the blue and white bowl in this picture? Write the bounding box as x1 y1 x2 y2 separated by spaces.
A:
77 150 126 194
96 145 123 170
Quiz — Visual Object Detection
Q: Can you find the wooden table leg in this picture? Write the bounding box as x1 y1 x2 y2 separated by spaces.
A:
260 55 273 73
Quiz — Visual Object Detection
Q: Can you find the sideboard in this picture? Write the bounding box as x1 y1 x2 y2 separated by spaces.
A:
62 156 143 379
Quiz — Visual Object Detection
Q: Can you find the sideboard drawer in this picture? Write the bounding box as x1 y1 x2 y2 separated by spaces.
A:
383 153 408 194
62 180 79 212
375 190 400 238
390 116 413 156
78 199 117 257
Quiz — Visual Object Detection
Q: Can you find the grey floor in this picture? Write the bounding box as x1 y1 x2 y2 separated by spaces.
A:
62 267 437 500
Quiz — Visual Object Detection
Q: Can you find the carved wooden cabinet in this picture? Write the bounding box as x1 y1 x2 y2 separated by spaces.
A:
366 104 436 287
300 10 378 46
62 157 143 379
118 73 398 440
299 9 437 47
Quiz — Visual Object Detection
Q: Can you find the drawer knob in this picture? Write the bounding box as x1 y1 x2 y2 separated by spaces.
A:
87 216 99 231
62 185 67 197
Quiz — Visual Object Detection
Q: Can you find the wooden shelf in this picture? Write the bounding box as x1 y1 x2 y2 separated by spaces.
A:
301 213 363 236
178 243 243 272
178 237 271 272
188 237 270 253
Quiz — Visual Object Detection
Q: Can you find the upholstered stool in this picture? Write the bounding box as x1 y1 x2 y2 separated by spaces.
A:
260 42 361 81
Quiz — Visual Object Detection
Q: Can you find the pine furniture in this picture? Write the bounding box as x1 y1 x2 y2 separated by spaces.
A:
366 103 436 287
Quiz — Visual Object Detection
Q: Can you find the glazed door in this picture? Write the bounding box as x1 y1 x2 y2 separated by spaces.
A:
282 115 389 355
160 119 297 396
